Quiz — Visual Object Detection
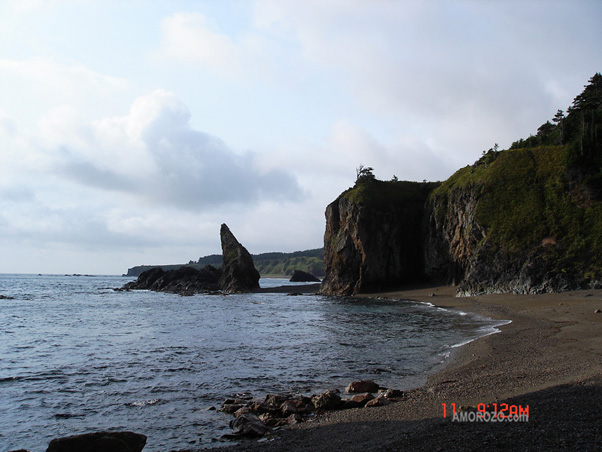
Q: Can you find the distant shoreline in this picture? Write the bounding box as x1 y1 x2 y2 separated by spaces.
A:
205 285 602 451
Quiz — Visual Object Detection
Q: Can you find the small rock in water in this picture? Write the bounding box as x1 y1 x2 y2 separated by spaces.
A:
46 431 147 452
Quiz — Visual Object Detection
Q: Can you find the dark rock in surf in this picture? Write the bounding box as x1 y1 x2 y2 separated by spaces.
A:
289 270 320 282
46 431 147 452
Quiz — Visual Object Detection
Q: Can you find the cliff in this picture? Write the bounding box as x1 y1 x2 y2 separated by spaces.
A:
428 145 602 296
320 179 439 295
321 74 602 297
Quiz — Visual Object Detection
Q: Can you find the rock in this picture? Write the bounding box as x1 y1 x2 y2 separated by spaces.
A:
263 393 290 407
311 389 341 410
365 395 390 408
382 388 405 399
345 380 380 393
258 413 281 427
219 224 261 294
286 413 304 425
46 431 147 452
121 265 221 294
234 406 254 417
595 309 601 313
350 393 375 406
289 270 320 282
229 413 269 438
280 398 313 416
220 403 243 414
249 401 280 415
0 294 15 299
320 181 432 295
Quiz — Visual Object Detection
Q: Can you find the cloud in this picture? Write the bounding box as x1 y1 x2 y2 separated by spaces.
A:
0 56 129 98
44 90 303 210
157 12 273 81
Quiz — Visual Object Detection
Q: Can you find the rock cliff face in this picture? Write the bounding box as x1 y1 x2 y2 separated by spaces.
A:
320 180 437 296
219 223 261 293
321 147 602 297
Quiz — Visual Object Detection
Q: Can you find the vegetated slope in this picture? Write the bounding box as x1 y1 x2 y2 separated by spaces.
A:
126 249 324 278
321 73 602 296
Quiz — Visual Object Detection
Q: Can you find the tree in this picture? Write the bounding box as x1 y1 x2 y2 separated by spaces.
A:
355 164 375 183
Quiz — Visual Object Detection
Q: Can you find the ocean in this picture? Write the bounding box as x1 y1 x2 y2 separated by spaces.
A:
0 274 506 452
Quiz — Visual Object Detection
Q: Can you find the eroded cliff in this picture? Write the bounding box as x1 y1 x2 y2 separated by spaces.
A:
321 146 602 297
320 179 438 296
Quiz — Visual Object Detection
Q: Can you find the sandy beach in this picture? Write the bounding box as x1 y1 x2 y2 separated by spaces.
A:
203 286 602 452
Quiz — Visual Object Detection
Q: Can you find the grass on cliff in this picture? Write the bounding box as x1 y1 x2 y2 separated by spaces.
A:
432 145 602 279
342 179 440 207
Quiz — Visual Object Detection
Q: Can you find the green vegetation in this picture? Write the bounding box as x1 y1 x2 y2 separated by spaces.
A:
433 73 602 282
127 249 324 278
341 175 440 208
253 249 325 277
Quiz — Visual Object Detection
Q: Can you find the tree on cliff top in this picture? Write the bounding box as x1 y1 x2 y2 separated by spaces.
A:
355 165 375 185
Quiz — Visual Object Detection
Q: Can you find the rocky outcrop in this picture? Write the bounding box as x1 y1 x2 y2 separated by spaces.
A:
289 270 320 282
219 224 260 293
320 180 437 296
46 431 147 452
321 149 602 297
121 265 221 294
122 224 260 294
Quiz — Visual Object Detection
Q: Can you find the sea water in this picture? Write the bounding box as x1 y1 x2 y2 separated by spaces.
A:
0 274 506 452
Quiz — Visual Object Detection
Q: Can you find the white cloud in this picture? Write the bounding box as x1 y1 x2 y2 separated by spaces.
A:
0 56 129 97
43 90 303 209
157 12 276 81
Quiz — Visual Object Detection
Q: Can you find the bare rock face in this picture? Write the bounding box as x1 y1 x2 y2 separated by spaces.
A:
320 181 432 296
219 224 260 293
46 431 147 452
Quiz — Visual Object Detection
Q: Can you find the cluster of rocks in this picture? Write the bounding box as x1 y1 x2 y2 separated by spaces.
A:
218 380 404 440
121 224 260 295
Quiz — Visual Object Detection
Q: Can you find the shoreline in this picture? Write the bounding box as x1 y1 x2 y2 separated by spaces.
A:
202 285 602 451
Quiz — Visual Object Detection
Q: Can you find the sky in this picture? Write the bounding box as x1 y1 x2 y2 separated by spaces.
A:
0 0 600 275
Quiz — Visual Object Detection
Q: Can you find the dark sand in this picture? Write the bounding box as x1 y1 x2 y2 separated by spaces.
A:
200 286 602 451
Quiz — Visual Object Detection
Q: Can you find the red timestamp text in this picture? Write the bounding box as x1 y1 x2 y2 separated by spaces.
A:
442 402 530 419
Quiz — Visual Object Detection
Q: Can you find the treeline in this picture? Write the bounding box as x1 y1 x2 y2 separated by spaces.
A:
509 72 602 198
126 248 325 278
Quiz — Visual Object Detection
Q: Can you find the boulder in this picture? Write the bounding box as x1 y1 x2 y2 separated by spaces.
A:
46 431 147 452
346 380 380 393
280 398 313 416
289 270 320 282
365 395 390 407
229 413 269 437
219 224 261 293
350 392 375 406
311 389 342 410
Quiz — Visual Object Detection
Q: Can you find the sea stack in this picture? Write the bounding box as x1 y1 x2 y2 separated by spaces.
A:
219 223 261 293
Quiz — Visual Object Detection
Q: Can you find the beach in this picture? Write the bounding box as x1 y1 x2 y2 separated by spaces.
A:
204 286 602 451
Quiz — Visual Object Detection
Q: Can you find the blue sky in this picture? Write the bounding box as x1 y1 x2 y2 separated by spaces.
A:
0 0 600 274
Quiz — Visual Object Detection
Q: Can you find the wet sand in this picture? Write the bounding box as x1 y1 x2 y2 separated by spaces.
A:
201 286 602 451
